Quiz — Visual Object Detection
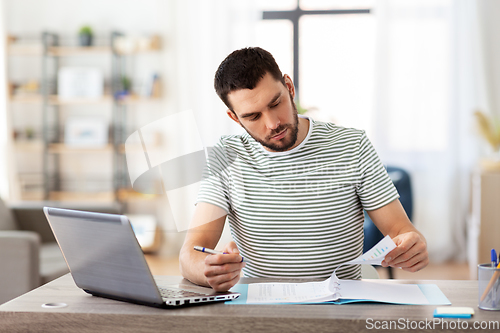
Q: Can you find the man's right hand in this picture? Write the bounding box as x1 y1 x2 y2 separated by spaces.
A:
203 242 245 292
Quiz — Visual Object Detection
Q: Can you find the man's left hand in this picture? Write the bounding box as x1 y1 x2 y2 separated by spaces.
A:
381 231 429 272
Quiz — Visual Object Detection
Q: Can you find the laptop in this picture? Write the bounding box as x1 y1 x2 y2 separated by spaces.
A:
43 207 240 307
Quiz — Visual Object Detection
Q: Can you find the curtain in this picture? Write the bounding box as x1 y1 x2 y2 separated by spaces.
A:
169 0 258 147
476 0 500 120
158 0 258 254
372 0 487 262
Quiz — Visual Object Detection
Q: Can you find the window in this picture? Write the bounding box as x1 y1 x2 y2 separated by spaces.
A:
255 0 375 133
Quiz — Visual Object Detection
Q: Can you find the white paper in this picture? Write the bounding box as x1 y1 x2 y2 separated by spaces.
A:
244 273 429 305
244 275 429 305
244 236 403 304
246 277 339 304
346 235 396 265
337 280 429 304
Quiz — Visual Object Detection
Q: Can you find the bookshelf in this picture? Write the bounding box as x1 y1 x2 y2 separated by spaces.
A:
6 32 164 202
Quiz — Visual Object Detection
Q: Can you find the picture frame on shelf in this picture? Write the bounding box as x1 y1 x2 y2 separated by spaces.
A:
64 117 108 147
58 67 103 100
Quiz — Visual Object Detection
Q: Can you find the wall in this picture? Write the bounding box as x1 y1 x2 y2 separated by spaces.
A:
4 0 168 35
478 0 500 118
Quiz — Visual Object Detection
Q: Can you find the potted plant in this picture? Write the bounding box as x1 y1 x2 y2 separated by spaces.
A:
475 110 500 170
79 25 93 47
113 76 133 100
121 76 132 94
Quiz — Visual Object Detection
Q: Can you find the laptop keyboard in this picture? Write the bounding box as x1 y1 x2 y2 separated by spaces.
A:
158 287 209 299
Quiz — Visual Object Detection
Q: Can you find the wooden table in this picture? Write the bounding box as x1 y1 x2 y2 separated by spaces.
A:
1 274 499 333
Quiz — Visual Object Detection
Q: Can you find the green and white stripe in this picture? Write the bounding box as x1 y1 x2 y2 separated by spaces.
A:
197 117 399 279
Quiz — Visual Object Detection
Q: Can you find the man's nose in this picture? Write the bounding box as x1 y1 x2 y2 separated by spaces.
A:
264 112 280 130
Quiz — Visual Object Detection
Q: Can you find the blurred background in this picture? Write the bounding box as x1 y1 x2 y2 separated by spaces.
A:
1 0 499 304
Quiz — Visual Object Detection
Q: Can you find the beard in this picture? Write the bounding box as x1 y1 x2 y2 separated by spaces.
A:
240 93 299 152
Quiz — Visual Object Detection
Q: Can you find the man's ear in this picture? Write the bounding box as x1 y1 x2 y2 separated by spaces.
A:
226 109 241 126
283 74 295 100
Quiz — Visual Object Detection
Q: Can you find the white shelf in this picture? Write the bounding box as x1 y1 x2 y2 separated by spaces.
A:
9 95 43 104
49 191 116 202
48 95 113 105
46 46 162 57
47 46 112 56
48 144 113 154
117 96 163 105
14 140 44 151
8 44 43 56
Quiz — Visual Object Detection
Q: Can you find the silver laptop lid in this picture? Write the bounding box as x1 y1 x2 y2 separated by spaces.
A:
43 207 164 306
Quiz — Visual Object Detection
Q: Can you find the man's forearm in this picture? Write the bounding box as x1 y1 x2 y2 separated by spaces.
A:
179 247 210 287
390 221 426 243
369 199 423 240
178 203 229 287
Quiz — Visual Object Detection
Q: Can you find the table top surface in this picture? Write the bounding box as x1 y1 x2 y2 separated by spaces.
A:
1 275 499 333
0 274 494 318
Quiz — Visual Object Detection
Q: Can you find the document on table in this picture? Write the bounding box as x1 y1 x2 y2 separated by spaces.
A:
247 278 339 304
243 235 442 305
246 278 431 305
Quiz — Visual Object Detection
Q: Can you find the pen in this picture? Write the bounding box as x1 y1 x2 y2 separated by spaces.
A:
194 246 249 263
492 249 498 307
480 262 500 302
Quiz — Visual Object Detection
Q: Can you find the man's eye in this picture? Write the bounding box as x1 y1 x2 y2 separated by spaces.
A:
250 114 260 121
270 101 280 108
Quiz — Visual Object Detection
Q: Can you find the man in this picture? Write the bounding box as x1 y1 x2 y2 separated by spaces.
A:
179 47 428 292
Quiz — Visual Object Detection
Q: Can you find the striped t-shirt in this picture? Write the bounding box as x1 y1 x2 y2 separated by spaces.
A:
197 117 399 279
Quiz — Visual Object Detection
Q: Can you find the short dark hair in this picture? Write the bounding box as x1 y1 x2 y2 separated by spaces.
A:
214 47 285 111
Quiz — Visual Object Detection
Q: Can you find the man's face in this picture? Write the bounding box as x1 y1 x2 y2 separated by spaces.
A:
226 73 299 152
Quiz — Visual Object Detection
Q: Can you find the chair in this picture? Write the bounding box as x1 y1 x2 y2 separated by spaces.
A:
0 198 121 304
363 166 413 279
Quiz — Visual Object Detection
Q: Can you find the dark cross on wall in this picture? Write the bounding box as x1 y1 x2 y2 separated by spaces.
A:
262 1 370 98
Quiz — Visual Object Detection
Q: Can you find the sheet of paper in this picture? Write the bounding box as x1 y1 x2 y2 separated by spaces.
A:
246 277 339 304
346 235 396 265
337 280 429 304
244 277 430 305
